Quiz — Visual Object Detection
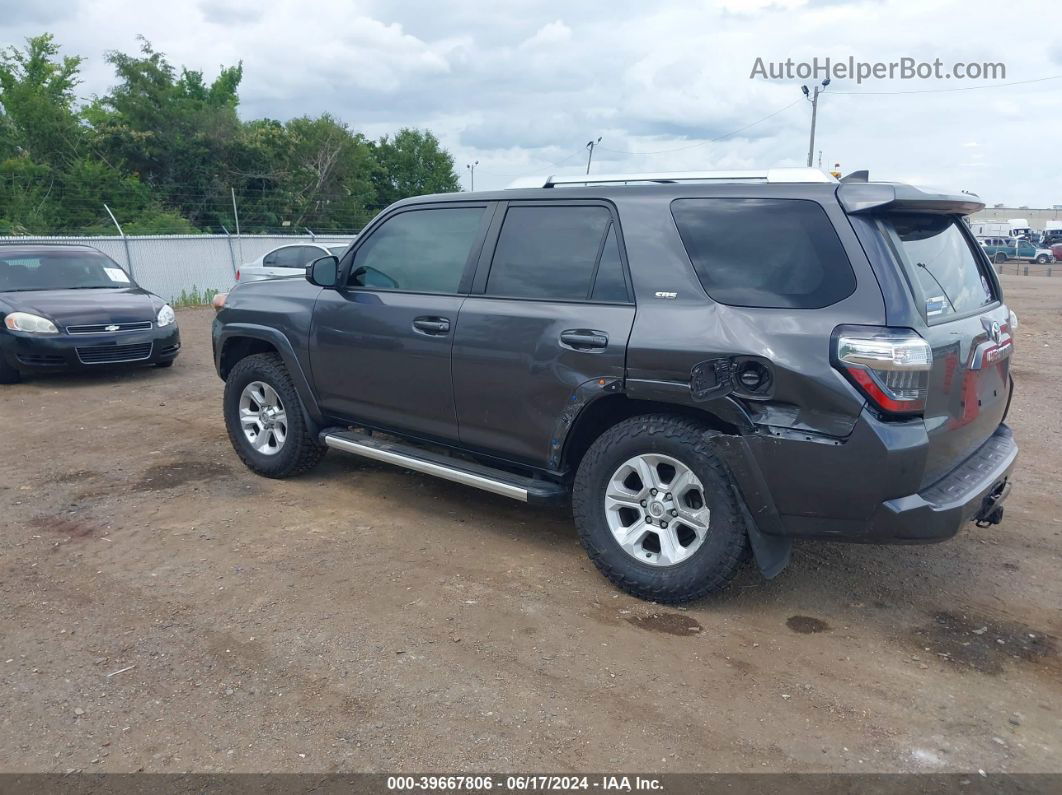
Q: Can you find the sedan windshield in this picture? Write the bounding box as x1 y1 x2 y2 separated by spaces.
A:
0 251 133 292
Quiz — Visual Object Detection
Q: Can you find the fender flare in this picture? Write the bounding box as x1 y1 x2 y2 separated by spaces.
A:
215 322 324 430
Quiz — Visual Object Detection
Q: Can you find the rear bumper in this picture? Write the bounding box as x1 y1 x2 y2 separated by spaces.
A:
863 423 1017 542
738 417 1017 544
0 325 181 373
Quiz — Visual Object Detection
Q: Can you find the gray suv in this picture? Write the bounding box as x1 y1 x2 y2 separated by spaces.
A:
212 168 1018 603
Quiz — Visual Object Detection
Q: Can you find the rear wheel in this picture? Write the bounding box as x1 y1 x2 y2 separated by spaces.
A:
223 352 326 478
573 414 748 603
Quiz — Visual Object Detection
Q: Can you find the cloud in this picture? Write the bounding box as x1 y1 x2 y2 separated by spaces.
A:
0 0 1058 205
0 0 79 26
520 20 572 49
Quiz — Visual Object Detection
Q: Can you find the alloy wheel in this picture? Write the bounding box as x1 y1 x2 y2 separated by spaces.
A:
239 380 288 456
603 453 711 566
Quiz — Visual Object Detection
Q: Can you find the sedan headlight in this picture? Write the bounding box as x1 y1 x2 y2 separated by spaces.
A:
4 312 59 334
156 304 176 327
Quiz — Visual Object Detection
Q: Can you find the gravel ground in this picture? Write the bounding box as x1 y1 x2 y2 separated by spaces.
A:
1 273 1059 773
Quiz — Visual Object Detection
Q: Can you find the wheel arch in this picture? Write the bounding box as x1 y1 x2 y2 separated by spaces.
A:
561 392 792 580
216 323 324 426
560 393 744 475
218 335 278 379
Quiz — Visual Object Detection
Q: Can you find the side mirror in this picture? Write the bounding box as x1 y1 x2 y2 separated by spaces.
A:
306 255 339 288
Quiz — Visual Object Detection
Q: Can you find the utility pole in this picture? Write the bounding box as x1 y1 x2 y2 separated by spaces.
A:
585 137 602 175
466 160 478 192
801 79 830 168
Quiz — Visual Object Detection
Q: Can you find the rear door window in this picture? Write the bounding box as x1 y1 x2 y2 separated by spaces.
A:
486 205 616 301
886 214 995 320
670 198 856 309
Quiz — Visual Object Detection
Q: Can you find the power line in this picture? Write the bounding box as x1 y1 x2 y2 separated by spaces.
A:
831 74 1062 95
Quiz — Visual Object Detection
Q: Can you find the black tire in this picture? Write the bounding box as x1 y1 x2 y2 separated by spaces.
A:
223 352 326 478
1036 254 1050 264
994 252 1008 264
155 360 175 368
572 414 749 603
0 358 20 384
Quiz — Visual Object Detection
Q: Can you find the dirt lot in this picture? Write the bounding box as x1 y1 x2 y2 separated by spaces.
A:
1 274 1059 774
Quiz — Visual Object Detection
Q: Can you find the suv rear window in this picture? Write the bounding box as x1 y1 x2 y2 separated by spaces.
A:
886 214 995 319
671 198 856 309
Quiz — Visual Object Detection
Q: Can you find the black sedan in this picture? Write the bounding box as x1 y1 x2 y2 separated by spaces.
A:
0 244 180 384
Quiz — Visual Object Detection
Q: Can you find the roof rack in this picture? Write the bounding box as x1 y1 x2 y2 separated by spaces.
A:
507 168 836 190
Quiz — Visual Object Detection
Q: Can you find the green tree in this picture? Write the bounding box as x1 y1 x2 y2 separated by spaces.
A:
371 128 461 207
1 34 463 235
0 34 84 168
86 37 244 228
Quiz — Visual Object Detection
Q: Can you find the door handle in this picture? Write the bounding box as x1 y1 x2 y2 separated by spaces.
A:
559 329 609 351
412 317 451 335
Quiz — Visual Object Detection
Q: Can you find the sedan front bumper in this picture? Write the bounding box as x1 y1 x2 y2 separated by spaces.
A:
1 324 181 374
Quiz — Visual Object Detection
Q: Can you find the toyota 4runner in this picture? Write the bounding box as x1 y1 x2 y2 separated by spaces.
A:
213 168 1018 603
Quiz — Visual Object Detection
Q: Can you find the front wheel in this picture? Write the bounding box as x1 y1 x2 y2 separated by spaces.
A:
572 414 749 603
994 252 1008 264
1036 254 1050 264
223 352 326 478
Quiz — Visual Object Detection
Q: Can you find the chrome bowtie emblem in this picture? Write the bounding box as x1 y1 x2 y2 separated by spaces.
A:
105 324 120 332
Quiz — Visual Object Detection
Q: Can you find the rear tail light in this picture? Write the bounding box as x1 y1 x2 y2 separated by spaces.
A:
235 269 240 281
833 326 932 415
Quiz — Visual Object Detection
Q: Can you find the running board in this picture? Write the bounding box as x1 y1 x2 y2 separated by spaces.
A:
320 429 567 504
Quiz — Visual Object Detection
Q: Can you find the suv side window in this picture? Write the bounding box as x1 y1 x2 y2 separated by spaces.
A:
671 198 856 309
485 205 623 301
349 207 485 293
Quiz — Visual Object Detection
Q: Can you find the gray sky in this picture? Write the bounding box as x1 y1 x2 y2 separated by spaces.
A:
3 0 1060 205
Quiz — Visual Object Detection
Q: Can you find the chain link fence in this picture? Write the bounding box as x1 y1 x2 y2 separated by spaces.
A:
0 233 356 303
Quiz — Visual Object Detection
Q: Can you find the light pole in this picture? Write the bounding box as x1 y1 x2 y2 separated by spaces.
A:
801 79 830 168
585 137 602 175
466 160 478 192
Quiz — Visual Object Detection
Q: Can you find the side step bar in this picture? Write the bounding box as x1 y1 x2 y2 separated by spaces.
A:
320 429 567 505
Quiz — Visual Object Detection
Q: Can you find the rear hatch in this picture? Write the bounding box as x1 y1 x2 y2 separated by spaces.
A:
878 212 1013 486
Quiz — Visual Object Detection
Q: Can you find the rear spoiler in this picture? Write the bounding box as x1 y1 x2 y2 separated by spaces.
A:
837 183 985 216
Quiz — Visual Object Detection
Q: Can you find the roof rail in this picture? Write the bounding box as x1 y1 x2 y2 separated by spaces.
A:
506 168 836 190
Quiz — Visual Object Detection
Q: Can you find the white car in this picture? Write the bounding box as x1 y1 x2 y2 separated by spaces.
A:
236 242 352 283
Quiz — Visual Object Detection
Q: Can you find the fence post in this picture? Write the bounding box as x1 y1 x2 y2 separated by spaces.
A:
221 225 239 276
230 187 245 264
103 204 134 279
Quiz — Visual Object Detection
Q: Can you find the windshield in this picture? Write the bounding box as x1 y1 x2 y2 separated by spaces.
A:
887 214 995 320
0 251 133 292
